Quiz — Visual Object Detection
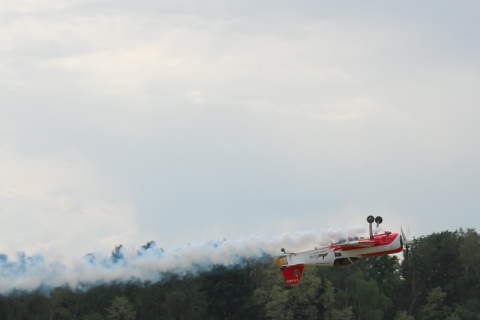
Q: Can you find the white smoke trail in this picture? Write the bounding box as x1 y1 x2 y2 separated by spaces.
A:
0 226 366 294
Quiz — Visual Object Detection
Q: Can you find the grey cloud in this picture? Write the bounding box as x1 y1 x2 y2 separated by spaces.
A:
0 0 478 256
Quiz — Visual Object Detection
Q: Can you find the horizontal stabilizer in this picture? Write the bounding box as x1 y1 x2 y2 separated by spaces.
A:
280 265 305 285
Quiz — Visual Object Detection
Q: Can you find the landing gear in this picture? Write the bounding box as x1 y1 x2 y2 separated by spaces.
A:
367 215 383 238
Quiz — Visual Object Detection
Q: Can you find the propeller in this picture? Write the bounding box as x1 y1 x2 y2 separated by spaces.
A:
401 227 414 263
401 227 413 246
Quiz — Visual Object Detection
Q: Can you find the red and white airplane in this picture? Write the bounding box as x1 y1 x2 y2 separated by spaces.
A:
277 216 411 285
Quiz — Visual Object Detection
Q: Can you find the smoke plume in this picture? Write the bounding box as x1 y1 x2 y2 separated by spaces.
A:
0 226 365 294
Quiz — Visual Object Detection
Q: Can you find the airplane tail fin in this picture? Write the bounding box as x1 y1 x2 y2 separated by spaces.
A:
279 264 305 285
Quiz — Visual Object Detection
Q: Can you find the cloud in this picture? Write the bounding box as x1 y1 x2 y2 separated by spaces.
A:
0 145 137 257
0 0 478 258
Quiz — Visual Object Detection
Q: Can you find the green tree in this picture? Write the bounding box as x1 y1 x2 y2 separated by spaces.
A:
105 296 136 320
254 264 322 320
349 273 392 320
320 280 336 320
394 310 414 320
49 287 78 320
160 278 206 320
202 259 267 320
361 255 402 297
331 307 353 320
253 261 287 319
418 287 450 320
2 229 480 320
402 230 464 315
320 280 353 320
449 299 480 320
459 229 480 301
2 291 50 320
264 285 294 320
83 313 105 320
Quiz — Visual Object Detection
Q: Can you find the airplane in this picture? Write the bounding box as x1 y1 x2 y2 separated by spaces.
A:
277 215 411 285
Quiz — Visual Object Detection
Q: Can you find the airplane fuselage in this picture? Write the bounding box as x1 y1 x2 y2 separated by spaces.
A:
277 216 409 285
278 232 403 269
277 231 404 284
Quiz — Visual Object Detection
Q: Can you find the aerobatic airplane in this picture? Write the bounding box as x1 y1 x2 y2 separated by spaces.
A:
277 216 411 285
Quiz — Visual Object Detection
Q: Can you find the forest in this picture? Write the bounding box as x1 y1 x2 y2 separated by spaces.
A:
0 228 478 320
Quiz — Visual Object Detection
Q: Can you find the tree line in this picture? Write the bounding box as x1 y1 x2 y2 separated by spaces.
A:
0 228 478 320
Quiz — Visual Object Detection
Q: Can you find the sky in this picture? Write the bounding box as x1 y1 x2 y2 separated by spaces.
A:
1 0 479 265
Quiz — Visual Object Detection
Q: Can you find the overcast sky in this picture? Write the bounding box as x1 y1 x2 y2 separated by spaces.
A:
1 0 479 259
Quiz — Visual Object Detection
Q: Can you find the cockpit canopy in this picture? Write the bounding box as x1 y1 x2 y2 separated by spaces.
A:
332 236 364 245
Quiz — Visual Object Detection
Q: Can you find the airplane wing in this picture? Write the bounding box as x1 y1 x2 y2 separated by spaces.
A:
335 239 376 249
